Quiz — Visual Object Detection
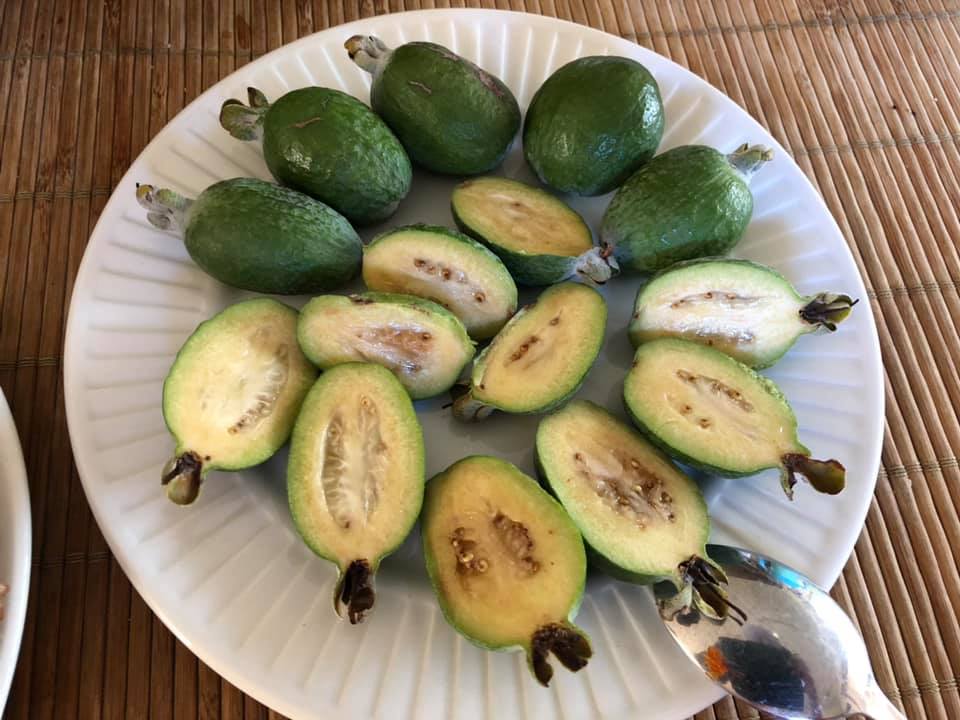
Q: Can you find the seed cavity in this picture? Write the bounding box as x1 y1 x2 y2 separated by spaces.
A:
413 257 468 284
319 396 387 530
355 325 433 376
669 291 761 308
508 335 540 363
491 511 540 575
228 328 290 435
676 369 754 412
572 442 675 526
451 526 489 578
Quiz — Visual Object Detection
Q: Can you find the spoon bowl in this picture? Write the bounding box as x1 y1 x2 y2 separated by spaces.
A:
655 545 904 720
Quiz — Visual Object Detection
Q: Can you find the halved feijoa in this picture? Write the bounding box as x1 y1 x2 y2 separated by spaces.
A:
288 363 424 623
629 259 858 368
623 338 845 499
422 456 591 686
161 298 317 505
452 283 607 420
297 292 475 400
362 224 517 340
451 176 613 286
536 400 735 620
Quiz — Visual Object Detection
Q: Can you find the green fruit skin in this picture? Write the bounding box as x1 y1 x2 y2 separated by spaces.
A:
450 207 578 286
601 146 754 274
163 298 317 471
523 56 664 196
421 455 587 653
184 178 362 294
622 340 809 477
370 43 521 175
287 363 425 568
628 257 809 368
262 87 412 225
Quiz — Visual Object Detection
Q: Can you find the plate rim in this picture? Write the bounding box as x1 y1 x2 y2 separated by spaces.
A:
62 8 885 720
0 388 32 714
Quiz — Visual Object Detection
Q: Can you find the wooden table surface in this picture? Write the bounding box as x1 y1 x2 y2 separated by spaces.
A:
2 1 960 718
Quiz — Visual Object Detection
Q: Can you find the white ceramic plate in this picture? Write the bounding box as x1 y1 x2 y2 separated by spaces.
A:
63 9 884 720
0 388 31 714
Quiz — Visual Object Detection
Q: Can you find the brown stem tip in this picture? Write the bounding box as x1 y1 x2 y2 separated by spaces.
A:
161 451 203 506
529 623 592 687
335 559 376 625
780 454 846 499
799 293 858 331
681 556 747 625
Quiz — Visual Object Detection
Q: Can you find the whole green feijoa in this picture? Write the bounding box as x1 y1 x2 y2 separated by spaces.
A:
136 178 362 295
345 36 521 175
219 87 411 225
523 56 664 196
601 144 772 274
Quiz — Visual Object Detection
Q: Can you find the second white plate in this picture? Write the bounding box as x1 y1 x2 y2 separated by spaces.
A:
0 388 31 714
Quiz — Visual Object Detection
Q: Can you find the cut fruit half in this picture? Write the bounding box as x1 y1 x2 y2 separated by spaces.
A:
623 338 845 499
452 176 614 286
297 292 475 400
422 456 591 686
287 363 424 624
362 224 517 340
161 298 317 505
536 400 737 621
453 282 606 421
629 258 857 368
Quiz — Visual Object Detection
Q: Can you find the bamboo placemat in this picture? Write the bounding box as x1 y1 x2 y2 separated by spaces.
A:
1 0 958 718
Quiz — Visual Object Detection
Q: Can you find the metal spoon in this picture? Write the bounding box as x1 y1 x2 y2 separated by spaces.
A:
654 545 905 720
